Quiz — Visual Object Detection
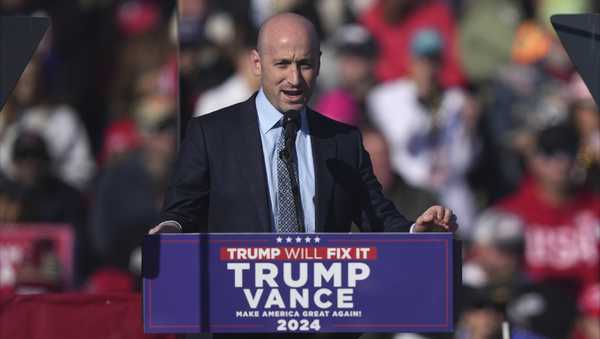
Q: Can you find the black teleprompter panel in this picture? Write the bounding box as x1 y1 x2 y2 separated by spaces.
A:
552 14 600 109
0 16 49 110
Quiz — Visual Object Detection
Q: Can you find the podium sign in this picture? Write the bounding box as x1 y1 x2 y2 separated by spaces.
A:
143 233 456 333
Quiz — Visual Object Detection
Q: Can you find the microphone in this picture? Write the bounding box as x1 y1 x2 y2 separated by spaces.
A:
282 110 300 130
279 111 300 162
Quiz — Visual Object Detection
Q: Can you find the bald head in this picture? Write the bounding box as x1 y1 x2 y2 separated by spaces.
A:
250 12 321 113
257 13 320 56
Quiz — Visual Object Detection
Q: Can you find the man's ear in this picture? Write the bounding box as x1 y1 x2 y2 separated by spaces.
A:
315 50 322 76
250 49 261 77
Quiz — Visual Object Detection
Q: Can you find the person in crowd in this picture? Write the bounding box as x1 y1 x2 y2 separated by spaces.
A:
485 124 594 338
454 285 549 339
109 1 177 139
464 208 525 289
90 95 176 272
484 21 574 197
466 207 582 339
177 1 240 132
98 118 142 168
360 0 465 87
102 56 176 167
488 124 598 338
3 130 90 287
194 30 260 116
368 28 479 236
458 0 526 84
0 56 96 191
9 131 84 227
315 24 378 127
495 124 599 292
362 129 438 221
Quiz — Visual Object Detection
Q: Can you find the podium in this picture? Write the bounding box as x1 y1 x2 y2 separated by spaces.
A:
142 233 459 334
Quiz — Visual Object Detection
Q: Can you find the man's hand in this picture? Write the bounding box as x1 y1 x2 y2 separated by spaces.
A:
413 205 458 233
148 222 181 234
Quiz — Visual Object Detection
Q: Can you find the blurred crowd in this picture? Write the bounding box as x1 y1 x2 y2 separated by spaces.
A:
0 0 599 338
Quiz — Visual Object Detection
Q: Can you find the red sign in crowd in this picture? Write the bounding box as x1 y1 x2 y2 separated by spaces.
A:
0 224 73 294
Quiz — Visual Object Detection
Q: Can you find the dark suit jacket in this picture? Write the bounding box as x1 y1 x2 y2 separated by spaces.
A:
160 94 411 233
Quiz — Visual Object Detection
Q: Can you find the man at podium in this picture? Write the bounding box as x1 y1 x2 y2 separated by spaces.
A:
149 13 456 242
148 11 458 339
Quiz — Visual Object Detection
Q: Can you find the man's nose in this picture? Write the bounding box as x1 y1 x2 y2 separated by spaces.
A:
287 65 301 86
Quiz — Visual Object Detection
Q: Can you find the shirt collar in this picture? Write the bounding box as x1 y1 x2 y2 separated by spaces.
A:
256 88 308 135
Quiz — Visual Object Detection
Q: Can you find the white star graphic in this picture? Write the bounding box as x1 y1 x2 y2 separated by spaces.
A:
295 236 302 243
276 237 282 243
286 237 292 243
305 236 311 243
314 237 321 243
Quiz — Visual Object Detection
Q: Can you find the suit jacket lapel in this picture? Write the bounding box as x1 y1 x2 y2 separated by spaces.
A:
237 95 272 232
308 109 336 232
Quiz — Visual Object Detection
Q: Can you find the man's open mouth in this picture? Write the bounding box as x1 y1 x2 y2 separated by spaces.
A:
282 89 304 100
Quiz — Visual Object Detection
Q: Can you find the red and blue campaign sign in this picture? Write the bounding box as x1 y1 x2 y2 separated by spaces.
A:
142 233 456 333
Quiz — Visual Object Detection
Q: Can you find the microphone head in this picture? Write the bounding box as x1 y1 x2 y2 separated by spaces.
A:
282 110 300 130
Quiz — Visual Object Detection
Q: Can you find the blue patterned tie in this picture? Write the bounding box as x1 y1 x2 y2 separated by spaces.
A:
276 128 300 232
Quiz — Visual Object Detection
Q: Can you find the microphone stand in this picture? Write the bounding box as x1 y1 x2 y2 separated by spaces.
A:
280 111 305 232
